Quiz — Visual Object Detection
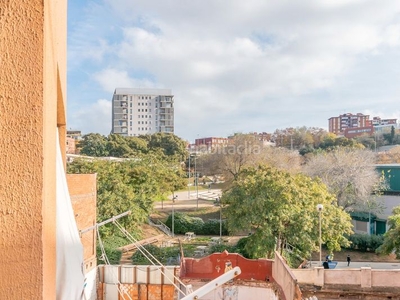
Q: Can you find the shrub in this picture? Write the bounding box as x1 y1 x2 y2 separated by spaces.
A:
199 219 228 235
96 235 127 265
97 244 122 265
165 212 230 235
234 237 251 258
347 233 384 252
209 244 237 254
131 244 181 265
131 244 162 265
165 212 204 234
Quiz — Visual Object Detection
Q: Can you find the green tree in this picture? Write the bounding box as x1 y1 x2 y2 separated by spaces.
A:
140 133 188 161
221 165 352 261
67 155 186 237
378 206 400 258
106 134 135 157
273 127 328 149
382 127 397 146
79 133 108 156
126 136 149 153
355 134 376 150
77 132 188 161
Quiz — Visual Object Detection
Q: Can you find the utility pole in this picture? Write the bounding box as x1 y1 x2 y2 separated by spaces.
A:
188 145 191 199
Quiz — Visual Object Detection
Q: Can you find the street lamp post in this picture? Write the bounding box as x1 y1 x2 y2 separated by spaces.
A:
316 204 323 266
172 195 178 237
188 147 191 199
218 198 222 240
195 152 199 201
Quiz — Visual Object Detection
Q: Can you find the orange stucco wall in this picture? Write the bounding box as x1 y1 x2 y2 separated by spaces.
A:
0 0 67 298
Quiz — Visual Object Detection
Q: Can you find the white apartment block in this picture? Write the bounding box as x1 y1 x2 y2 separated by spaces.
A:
111 88 174 136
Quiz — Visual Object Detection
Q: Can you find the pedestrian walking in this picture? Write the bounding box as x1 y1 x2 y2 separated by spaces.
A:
323 259 329 269
347 255 351 266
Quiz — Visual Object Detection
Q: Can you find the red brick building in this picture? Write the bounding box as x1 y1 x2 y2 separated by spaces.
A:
329 113 397 138
328 113 369 135
195 137 229 150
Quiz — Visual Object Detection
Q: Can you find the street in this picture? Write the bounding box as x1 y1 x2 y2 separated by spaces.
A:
310 260 400 270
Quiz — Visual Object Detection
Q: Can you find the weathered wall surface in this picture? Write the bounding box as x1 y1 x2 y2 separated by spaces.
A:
293 267 400 295
0 0 66 298
98 265 179 300
182 252 273 281
272 252 302 300
67 174 97 273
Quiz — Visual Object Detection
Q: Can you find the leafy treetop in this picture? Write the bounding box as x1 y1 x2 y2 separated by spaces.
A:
222 165 353 260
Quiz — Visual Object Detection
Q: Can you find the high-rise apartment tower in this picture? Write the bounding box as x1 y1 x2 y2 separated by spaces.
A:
111 88 174 136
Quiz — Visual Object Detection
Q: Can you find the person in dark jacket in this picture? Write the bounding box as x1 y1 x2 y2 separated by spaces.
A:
323 259 329 269
347 255 351 266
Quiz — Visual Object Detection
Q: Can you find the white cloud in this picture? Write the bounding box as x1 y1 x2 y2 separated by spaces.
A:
68 99 112 135
67 0 400 139
93 68 156 93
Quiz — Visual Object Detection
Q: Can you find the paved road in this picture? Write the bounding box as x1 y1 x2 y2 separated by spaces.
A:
310 261 400 270
171 189 222 201
154 189 222 211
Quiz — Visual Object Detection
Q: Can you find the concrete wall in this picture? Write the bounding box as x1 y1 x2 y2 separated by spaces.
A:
181 252 273 281
272 252 302 300
292 267 400 292
0 0 66 298
178 281 280 300
98 265 179 300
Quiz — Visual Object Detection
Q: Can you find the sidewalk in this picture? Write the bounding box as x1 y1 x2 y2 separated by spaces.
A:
310 260 400 270
171 189 222 201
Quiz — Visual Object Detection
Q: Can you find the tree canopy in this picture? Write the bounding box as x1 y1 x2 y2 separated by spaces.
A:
199 133 301 182
67 155 186 237
78 132 187 162
378 206 400 258
221 165 353 261
303 148 385 210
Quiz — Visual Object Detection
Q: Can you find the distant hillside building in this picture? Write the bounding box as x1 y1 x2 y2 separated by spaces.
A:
369 116 397 132
195 137 229 151
67 130 82 140
329 113 397 138
328 113 369 135
111 88 174 136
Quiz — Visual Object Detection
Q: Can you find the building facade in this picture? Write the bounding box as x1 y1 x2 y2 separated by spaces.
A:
112 88 174 136
329 113 398 137
328 113 370 135
195 137 229 150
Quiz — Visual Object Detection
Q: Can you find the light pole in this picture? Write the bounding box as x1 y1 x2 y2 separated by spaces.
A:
172 195 178 237
218 197 222 240
316 204 323 266
194 152 199 209
188 146 191 199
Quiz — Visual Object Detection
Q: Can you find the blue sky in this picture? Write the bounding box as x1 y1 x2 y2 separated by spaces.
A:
67 0 400 142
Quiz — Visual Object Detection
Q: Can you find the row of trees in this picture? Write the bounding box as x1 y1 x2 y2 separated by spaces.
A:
273 126 400 153
200 134 385 212
199 133 395 261
78 132 188 162
67 153 186 236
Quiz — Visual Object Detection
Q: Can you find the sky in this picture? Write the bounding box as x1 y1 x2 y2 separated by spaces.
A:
67 0 400 142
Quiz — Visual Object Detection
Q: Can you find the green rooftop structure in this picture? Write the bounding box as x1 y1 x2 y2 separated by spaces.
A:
375 164 400 193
